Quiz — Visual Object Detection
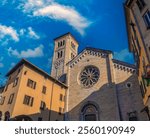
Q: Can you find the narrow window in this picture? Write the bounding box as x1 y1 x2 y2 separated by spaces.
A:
42 86 47 94
61 41 63 46
27 79 36 89
58 42 60 47
13 77 19 87
40 101 46 110
136 0 146 11
143 10 150 29
63 40 65 45
60 94 63 101
59 107 62 115
23 95 34 106
8 93 14 104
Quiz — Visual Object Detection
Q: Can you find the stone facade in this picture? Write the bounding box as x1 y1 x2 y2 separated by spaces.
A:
51 33 148 121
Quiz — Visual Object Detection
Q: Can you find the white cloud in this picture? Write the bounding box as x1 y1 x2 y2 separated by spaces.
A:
8 45 44 58
114 49 133 61
34 3 91 35
19 27 40 39
21 0 91 35
28 27 40 39
0 24 19 42
19 28 26 36
22 0 45 12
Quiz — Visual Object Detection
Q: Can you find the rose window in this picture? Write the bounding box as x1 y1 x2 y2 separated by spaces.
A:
80 66 100 88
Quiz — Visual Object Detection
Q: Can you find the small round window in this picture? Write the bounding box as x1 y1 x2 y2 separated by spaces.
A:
79 66 100 88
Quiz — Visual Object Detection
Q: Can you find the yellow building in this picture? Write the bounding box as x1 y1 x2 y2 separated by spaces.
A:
0 59 67 121
125 0 150 118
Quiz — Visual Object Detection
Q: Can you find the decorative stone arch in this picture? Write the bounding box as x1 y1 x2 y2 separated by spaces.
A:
4 111 10 121
79 101 100 121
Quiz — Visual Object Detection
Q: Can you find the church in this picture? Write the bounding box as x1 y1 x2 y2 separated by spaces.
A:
51 32 148 121
0 32 148 121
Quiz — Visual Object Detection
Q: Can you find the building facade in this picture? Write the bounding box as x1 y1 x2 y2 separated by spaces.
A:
0 59 67 121
51 33 148 121
125 0 150 117
0 33 148 121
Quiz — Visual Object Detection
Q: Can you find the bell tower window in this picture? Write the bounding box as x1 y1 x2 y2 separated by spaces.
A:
57 51 63 59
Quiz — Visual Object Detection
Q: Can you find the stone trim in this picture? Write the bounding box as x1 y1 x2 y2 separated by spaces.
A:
114 63 136 74
69 50 107 68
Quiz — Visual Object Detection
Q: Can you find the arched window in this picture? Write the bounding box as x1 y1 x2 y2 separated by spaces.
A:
58 42 60 47
4 111 10 121
0 111 2 121
61 41 63 46
80 102 99 121
63 40 65 45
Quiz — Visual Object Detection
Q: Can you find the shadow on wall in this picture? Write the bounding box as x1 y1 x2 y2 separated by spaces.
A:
8 109 64 121
66 75 149 121
2 75 149 121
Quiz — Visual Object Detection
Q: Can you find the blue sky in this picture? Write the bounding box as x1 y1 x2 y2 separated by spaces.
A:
0 0 133 84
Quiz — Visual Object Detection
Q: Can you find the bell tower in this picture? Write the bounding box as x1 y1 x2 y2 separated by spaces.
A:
51 32 79 79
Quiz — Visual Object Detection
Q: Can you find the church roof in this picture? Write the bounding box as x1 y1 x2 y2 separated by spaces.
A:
85 47 113 54
67 47 113 66
112 59 136 69
54 32 78 44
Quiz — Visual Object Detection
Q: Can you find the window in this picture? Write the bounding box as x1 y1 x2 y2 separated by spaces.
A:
136 0 146 11
71 42 75 50
128 111 138 121
79 66 100 88
58 42 60 47
40 101 46 110
23 95 34 106
42 86 47 94
59 107 62 115
57 51 63 59
71 53 75 59
27 79 36 89
13 77 19 87
126 82 132 88
24 71 27 75
60 94 63 101
143 10 150 29
63 40 65 45
8 93 14 104
0 96 5 105
61 41 63 46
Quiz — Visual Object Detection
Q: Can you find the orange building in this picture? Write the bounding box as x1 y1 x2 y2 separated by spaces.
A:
0 59 67 121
